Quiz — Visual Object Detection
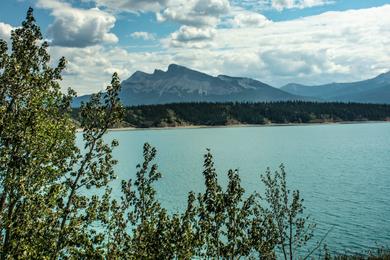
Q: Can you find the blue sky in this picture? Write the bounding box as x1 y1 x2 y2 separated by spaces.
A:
0 0 389 94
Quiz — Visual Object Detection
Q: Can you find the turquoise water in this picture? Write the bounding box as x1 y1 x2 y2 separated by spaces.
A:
89 122 390 254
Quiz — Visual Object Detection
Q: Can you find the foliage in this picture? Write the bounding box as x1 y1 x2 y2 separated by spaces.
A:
194 152 278 259
78 101 390 128
0 7 76 258
0 8 124 258
262 165 316 260
76 145 312 259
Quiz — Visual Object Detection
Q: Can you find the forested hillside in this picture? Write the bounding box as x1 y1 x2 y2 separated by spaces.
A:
72 101 390 128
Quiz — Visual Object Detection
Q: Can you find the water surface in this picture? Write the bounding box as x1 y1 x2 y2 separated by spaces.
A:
87 123 390 254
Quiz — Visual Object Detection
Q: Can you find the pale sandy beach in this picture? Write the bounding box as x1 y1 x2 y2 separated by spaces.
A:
75 120 390 133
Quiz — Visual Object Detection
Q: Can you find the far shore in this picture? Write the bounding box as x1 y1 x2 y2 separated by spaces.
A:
76 120 390 133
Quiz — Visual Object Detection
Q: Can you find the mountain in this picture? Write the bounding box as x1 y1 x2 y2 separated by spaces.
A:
73 64 304 107
281 71 390 103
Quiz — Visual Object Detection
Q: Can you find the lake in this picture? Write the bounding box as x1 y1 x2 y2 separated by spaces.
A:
90 122 390 255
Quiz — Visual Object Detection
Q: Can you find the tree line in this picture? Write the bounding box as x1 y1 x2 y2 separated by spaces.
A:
72 102 390 128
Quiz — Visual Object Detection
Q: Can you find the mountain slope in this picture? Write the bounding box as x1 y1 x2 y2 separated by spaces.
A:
73 64 304 107
281 71 390 103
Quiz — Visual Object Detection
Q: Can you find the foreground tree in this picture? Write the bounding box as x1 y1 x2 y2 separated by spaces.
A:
0 7 76 257
0 8 317 259
194 151 278 259
262 165 316 260
0 8 123 258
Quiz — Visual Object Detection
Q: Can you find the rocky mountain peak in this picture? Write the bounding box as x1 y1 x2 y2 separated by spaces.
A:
375 70 390 83
167 64 190 73
73 64 306 107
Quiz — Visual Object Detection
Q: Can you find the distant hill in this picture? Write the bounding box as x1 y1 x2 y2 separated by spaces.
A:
72 64 304 107
281 71 390 103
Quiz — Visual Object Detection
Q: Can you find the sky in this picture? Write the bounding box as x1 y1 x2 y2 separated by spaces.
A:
0 0 389 95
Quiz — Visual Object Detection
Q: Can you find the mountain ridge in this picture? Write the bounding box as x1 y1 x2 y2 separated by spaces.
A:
73 64 305 107
281 71 390 103
73 65 390 107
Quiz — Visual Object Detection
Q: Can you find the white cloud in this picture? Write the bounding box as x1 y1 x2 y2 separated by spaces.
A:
90 0 169 13
50 5 390 94
49 45 175 95
212 5 390 85
168 26 216 48
82 0 231 48
232 0 334 11
37 0 118 47
225 8 270 28
194 0 231 16
271 0 333 11
157 0 230 27
87 0 230 27
130 31 156 41
0 22 14 43
260 49 349 77
157 0 230 48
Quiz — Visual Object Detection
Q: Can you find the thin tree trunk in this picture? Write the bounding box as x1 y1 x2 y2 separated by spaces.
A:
2 197 16 260
289 213 293 260
53 129 105 258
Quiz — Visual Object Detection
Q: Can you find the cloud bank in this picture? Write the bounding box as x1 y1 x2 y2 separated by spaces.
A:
130 32 156 41
232 0 334 11
46 4 390 95
0 22 14 43
37 0 118 48
271 0 333 11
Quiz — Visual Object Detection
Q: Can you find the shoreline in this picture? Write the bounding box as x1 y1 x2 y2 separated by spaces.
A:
77 120 390 132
